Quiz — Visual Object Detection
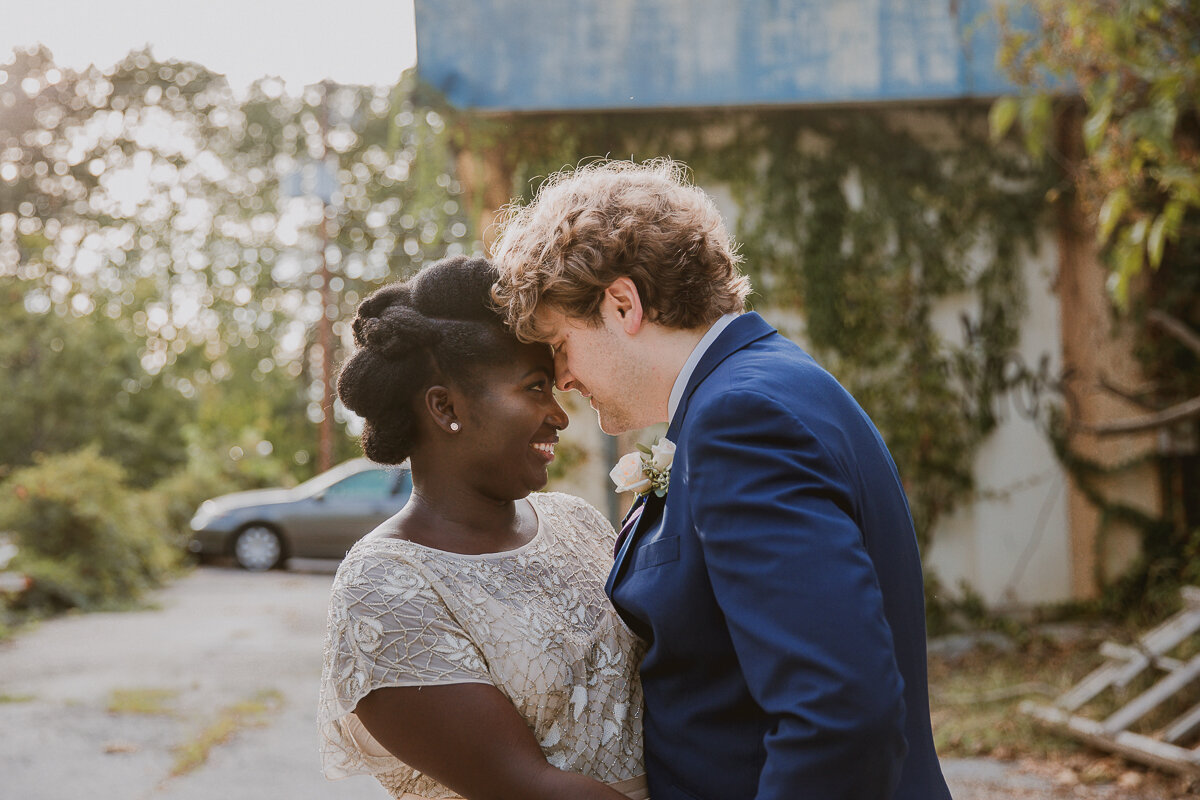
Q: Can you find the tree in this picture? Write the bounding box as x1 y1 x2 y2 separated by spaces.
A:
0 282 190 487
993 0 1200 610
994 0 1198 300
0 46 473 483
993 0 1200 434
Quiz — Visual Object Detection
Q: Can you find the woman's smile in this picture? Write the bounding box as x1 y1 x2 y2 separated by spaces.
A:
530 440 557 462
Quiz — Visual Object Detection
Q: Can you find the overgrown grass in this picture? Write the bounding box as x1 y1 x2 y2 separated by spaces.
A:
928 624 1200 797
106 687 179 715
169 689 284 777
929 632 1095 760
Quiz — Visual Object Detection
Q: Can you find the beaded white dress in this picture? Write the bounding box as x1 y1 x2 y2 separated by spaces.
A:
318 492 646 799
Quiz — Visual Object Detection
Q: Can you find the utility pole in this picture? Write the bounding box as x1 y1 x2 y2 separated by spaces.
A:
317 80 335 473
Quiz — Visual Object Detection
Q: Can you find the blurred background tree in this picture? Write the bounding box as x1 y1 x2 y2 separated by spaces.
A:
0 46 472 493
994 0 1200 614
994 0 1199 307
0 46 476 626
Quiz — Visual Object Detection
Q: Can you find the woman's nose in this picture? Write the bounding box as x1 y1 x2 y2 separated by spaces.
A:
547 394 570 430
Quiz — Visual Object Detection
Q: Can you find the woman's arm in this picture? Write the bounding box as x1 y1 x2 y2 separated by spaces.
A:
354 682 628 800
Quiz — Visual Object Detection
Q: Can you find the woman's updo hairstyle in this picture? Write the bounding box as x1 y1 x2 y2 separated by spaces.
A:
337 255 520 464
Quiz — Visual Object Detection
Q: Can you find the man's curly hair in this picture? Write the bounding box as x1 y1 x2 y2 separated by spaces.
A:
337 255 521 464
490 159 751 342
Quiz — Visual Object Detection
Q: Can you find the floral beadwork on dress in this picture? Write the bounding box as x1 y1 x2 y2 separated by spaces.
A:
318 492 645 799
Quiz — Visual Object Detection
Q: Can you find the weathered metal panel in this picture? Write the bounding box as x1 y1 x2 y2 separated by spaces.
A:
415 0 1025 111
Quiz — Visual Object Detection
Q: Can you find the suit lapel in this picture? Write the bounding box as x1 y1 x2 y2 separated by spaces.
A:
666 312 776 442
608 314 777 598
606 491 664 595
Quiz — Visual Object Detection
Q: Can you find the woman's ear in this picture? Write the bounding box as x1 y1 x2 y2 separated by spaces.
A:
425 385 462 434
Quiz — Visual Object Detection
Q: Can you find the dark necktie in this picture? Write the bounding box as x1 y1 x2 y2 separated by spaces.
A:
613 501 645 557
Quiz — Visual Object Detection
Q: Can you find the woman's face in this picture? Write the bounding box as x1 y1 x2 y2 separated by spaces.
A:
459 340 570 498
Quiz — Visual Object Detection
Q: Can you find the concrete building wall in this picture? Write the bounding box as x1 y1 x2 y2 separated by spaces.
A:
924 232 1074 607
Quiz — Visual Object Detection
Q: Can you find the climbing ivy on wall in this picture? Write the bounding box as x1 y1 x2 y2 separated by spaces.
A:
993 0 1200 614
453 105 1052 547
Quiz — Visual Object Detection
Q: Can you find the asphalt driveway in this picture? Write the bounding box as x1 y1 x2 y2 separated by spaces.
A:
0 566 1170 799
0 564 387 800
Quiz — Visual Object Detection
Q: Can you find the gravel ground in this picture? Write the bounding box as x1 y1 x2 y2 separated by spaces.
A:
0 566 1185 799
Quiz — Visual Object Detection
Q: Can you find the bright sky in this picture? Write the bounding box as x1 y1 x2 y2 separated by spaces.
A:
2 0 418 92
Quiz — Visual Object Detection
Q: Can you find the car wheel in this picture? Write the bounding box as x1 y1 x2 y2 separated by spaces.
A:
232 525 284 572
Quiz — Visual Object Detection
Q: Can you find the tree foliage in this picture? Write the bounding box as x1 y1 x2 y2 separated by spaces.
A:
0 448 179 617
0 283 190 486
994 0 1200 611
0 46 473 486
993 0 1200 306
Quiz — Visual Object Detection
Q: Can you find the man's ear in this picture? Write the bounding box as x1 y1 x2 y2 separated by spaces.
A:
424 385 461 434
602 277 645 335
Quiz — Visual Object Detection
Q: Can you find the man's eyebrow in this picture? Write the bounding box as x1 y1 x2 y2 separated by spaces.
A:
521 366 552 379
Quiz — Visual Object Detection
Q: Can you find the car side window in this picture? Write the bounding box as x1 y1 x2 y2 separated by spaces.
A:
323 469 395 499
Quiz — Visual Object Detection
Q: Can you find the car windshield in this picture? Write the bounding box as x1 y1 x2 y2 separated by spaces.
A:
322 468 397 499
292 461 404 498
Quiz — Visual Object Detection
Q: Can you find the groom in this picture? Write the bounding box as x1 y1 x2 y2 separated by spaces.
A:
492 160 951 800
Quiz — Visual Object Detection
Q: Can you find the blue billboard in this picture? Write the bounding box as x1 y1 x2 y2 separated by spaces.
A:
415 0 1025 112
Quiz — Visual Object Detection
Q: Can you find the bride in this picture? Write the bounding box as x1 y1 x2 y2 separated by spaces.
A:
318 255 646 799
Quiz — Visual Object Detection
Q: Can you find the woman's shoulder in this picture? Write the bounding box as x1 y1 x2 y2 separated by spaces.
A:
531 492 615 539
332 534 437 595
532 490 600 516
340 531 413 566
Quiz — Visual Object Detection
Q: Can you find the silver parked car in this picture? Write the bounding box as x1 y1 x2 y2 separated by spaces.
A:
188 458 412 571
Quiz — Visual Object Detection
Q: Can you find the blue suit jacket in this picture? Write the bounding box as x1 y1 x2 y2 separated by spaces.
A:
608 313 951 800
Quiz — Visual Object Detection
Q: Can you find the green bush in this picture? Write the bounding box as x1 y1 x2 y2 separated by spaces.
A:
152 460 243 544
0 447 181 617
151 440 297 542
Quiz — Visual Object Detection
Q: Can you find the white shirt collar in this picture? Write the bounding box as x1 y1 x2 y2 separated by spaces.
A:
667 313 740 422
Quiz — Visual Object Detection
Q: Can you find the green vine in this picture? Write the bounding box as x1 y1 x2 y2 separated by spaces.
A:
1046 411 1187 622
453 105 1053 548
991 0 1200 617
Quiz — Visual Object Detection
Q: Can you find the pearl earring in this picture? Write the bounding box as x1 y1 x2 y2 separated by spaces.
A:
449 422 461 432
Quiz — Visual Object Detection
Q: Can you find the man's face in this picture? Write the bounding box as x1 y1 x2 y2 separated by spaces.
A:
534 306 646 435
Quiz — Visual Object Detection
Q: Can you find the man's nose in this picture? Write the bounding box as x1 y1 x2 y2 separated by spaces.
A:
553 351 576 393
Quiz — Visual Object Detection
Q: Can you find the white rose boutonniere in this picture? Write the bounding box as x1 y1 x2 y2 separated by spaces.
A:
609 452 652 495
649 438 675 470
609 437 674 497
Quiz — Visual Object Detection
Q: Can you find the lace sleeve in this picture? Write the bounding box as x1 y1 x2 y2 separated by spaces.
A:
319 546 491 726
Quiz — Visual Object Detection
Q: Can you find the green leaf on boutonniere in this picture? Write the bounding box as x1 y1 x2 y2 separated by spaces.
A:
635 443 653 455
